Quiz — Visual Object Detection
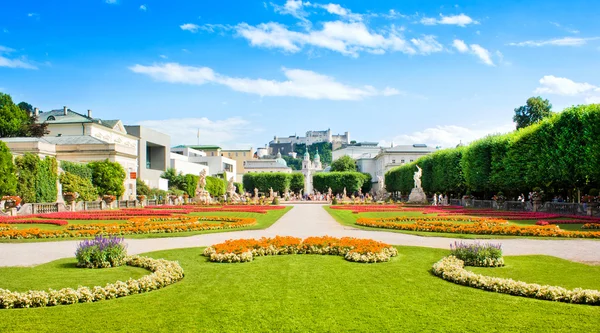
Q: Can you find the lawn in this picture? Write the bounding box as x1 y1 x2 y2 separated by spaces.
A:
1 207 292 243
0 246 599 332
325 206 597 239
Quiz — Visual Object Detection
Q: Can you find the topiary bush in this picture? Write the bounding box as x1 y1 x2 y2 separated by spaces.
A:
75 236 127 268
60 161 93 183
88 159 126 197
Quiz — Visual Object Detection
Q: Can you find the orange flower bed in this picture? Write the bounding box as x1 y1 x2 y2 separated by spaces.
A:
356 217 600 238
203 236 399 263
0 216 257 240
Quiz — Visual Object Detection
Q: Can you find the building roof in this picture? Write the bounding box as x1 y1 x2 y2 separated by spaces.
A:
38 109 123 131
384 144 437 153
43 136 107 145
244 159 291 169
174 144 221 150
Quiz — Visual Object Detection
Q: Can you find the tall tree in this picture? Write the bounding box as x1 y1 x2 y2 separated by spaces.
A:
0 141 17 196
17 102 33 114
513 96 553 129
330 155 357 172
0 93 29 137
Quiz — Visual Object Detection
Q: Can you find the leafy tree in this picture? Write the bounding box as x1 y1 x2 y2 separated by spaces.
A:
0 141 17 196
0 93 29 138
136 178 151 196
206 176 226 197
60 161 93 183
161 168 185 190
234 182 244 194
60 172 98 201
513 96 553 129
360 173 372 193
330 155 357 172
88 160 126 197
17 102 33 114
281 155 302 170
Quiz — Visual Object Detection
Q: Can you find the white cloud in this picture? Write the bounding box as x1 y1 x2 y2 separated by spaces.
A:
508 37 599 47
452 39 469 53
452 39 494 66
382 87 402 96
410 35 444 54
140 4 147 11
585 96 600 104
180 23 200 33
271 0 311 27
534 75 599 96
313 3 363 21
235 21 426 57
0 46 37 69
138 116 259 147
470 44 494 66
380 123 514 149
550 22 579 34
159 54 168 59
129 63 399 100
420 13 478 27
105 0 117 3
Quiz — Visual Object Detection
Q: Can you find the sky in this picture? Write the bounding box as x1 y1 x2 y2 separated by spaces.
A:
1 0 599 150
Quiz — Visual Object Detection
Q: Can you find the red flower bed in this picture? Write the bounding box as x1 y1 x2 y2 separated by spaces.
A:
31 210 185 220
145 205 286 214
0 219 68 226
537 219 600 225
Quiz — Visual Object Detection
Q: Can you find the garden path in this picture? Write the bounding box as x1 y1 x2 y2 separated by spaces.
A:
1 204 600 266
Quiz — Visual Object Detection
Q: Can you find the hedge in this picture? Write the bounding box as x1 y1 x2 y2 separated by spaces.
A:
15 153 58 203
313 172 367 195
88 160 126 197
242 173 291 195
385 104 600 197
0 141 16 196
60 172 98 202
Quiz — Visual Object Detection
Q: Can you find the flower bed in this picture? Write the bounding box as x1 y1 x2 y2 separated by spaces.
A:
0 225 15 231
76 236 127 268
355 217 600 238
432 256 600 305
203 236 398 263
0 216 257 239
450 241 504 267
537 220 598 225
0 255 184 309
582 223 600 230
145 205 286 214
0 219 68 226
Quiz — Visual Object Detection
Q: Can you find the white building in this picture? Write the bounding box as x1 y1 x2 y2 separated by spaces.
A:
355 144 438 190
332 142 381 161
301 149 323 194
170 146 236 179
244 152 292 174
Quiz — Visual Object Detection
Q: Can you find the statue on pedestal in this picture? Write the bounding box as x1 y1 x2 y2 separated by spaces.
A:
377 175 387 201
407 165 427 204
227 177 241 203
269 187 274 199
195 169 210 204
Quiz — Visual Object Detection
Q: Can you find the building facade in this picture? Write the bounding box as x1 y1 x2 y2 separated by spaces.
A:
269 128 350 153
244 151 292 174
125 125 170 190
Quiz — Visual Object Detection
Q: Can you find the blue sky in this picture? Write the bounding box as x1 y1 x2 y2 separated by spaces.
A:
1 0 599 149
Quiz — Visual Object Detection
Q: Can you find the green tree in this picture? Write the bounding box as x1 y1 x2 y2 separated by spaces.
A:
60 161 93 183
513 96 553 129
330 155 357 172
136 178 151 196
88 160 126 197
183 174 199 197
0 93 29 138
289 173 304 193
17 102 33 114
161 168 185 190
36 156 58 202
15 153 38 203
0 141 17 196
206 176 226 197
60 172 98 201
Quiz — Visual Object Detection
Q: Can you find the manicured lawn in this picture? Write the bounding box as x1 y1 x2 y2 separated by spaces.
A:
0 246 599 332
2 207 292 243
325 206 597 239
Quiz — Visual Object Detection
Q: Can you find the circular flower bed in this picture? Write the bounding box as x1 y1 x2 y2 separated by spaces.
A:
432 256 600 305
0 255 184 309
203 236 398 263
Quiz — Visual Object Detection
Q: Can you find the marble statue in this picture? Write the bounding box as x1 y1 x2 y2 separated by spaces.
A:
269 187 274 199
414 165 422 189
254 188 259 199
195 169 210 204
227 177 241 202
433 194 438 206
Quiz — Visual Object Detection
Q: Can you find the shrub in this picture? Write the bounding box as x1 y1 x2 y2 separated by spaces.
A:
35 156 58 203
449 241 504 267
88 160 126 197
60 161 93 183
75 236 127 268
332 197 338 205
15 153 58 203
206 176 226 197
242 173 291 195
183 174 199 197
313 172 366 195
0 141 16 197
136 178 151 196
272 197 280 205
289 173 304 194
60 172 98 202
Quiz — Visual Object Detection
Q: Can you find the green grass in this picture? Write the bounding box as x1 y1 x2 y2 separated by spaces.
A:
2 207 292 243
325 206 597 239
1 246 599 332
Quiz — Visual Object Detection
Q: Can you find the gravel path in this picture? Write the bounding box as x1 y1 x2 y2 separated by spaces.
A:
1 204 599 267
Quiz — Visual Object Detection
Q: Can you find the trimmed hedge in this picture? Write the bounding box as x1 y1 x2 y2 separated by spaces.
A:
60 172 98 202
313 172 367 195
60 161 93 183
0 141 16 196
242 173 291 195
386 104 600 197
15 153 58 203
206 176 226 197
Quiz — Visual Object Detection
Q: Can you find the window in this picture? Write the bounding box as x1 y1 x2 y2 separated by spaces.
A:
211 152 214 156
410 159 413 162
243 152 246 156
401 159 405 163
47 116 56 121
392 159 396 164
146 145 151 169
235 152 238 157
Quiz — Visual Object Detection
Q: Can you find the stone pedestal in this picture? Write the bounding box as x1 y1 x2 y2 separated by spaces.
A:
408 188 428 204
